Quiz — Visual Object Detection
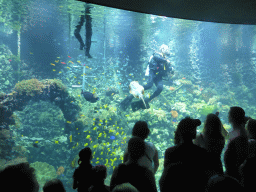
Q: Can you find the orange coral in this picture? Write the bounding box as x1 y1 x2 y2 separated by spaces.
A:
169 86 175 91
171 110 178 118
56 166 65 175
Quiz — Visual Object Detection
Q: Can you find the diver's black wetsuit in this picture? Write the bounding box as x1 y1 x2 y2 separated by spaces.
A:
74 5 92 58
120 52 173 110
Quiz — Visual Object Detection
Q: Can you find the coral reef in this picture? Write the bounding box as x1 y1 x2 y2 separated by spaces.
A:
170 110 178 118
0 157 28 171
198 104 217 116
14 79 45 96
30 161 57 187
56 166 65 175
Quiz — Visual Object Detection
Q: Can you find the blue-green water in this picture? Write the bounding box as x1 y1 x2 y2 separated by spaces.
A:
0 0 256 191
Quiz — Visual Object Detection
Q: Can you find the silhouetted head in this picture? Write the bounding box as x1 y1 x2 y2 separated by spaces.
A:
92 165 107 182
174 117 201 145
128 137 145 161
246 119 256 139
205 175 243 192
228 106 246 126
78 147 92 165
0 162 39 192
132 121 150 140
112 183 139 192
43 179 66 192
204 113 224 139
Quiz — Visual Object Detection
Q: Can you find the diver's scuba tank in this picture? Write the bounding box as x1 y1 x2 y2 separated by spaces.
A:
145 55 154 76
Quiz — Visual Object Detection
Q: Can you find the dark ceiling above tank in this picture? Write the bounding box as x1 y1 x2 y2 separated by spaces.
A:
79 0 256 25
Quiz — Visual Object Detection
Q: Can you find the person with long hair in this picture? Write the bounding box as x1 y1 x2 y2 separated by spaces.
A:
224 106 248 180
73 147 94 192
194 113 225 174
123 121 159 174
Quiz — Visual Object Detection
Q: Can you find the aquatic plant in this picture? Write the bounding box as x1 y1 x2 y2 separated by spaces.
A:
14 79 44 96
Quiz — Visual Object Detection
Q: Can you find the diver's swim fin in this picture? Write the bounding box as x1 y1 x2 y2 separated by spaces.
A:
131 100 150 112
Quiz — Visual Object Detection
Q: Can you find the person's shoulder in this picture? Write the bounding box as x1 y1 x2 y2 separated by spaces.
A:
145 141 155 148
165 145 177 154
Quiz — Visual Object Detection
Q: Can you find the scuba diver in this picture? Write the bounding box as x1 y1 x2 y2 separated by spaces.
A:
81 90 99 103
120 44 174 111
74 4 92 58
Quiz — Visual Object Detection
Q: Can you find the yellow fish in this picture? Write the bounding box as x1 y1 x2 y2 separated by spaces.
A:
116 132 119 136
55 141 59 144
93 145 97 148
67 121 71 124
96 161 99 164
98 133 102 137
77 61 81 63
53 69 56 71
59 71 62 73
74 76 76 78
86 66 89 68
30 52 33 54
84 143 88 147
57 57 60 59
35 141 39 144
55 60 59 63
101 152 103 155
69 135 72 142
93 127 97 130
86 135 90 139
67 67 70 69
78 95 81 97
98 124 102 126
78 82 81 84
50 63 55 66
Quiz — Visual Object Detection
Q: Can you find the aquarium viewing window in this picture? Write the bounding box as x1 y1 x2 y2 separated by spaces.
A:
0 0 256 191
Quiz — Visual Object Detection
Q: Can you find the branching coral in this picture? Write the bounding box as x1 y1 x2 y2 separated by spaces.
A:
153 109 166 121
